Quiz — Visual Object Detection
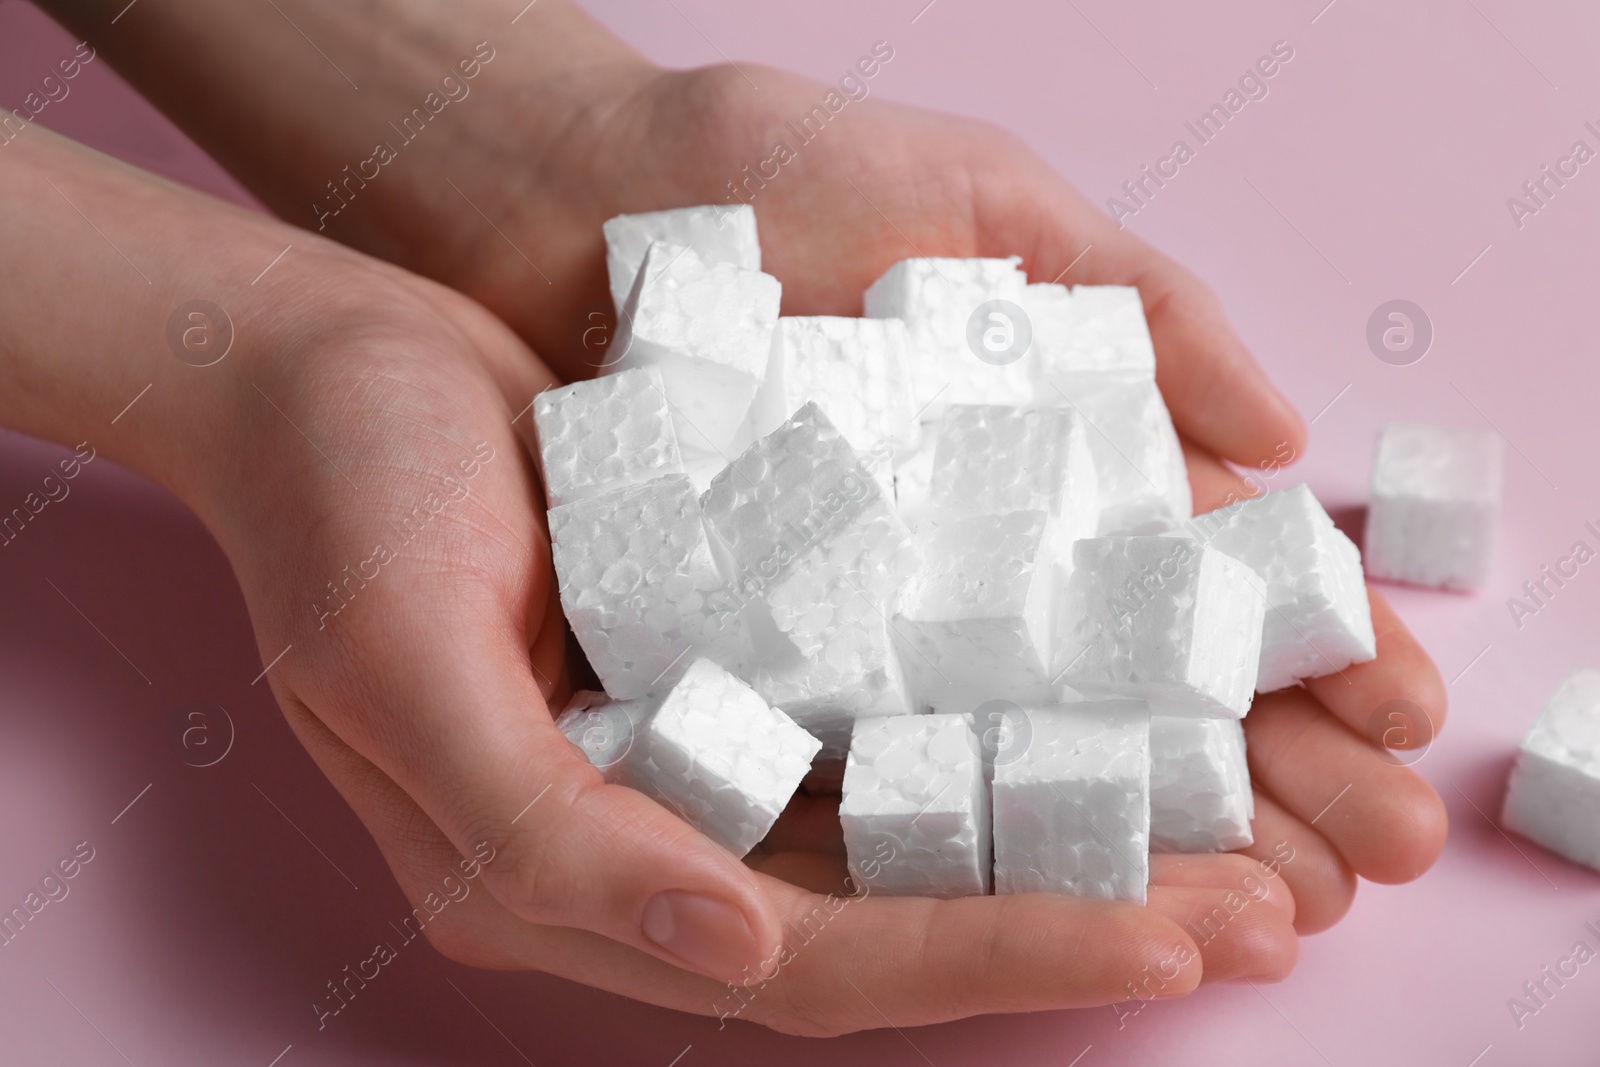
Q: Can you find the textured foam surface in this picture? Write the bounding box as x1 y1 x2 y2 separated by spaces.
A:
611 242 780 480
863 257 1032 412
992 701 1151 902
1502 668 1600 870
1198 484 1377 692
597 659 820 857
1149 715 1254 852
549 474 746 700
1046 377 1190 535
1024 283 1157 381
701 402 918 660
840 713 990 897
893 511 1059 713
749 616 913 759
1057 536 1266 718
532 367 684 508
927 404 1100 558
749 316 919 492
603 204 760 314
1365 422 1505 591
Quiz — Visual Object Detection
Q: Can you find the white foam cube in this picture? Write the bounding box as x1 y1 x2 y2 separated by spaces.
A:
1057 536 1265 718
701 402 919 661
532 367 684 508
1024 283 1156 381
893 510 1059 713
603 204 761 314
927 404 1100 560
611 242 780 483
1503 668 1600 870
1149 715 1254 852
594 659 819 856
749 616 913 760
892 428 939 527
549 474 746 700
1197 484 1377 692
747 316 919 493
841 713 990 897
555 690 646 777
1365 423 1505 591
992 701 1151 902
863 257 1032 412
1046 377 1189 535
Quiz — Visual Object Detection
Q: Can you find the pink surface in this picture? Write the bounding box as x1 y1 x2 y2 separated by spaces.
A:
3 0 1599 1062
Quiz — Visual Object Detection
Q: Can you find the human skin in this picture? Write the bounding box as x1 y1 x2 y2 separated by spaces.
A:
15 0 1449 1036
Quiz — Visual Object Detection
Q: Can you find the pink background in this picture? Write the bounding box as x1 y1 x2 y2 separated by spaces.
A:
3 0 1599 1062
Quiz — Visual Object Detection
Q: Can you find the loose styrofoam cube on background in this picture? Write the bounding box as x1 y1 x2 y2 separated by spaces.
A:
701 402 919 661
864 257 1033 412
1057 536 1266 718
1024 283 1157 382
532 367 684 508
1502 668 1600 870
1149 715 1254 852
600 659 819 857
549 474 746 700
749 616 914 759
893 510 1060 713
610 242 780 484
841 713 990 897
927 404 1100 561
992 700 1151 902
603 204 760 314
1045 377 1190 535
1197 484 1377 692
1364 422 1505 591
747 316 919 493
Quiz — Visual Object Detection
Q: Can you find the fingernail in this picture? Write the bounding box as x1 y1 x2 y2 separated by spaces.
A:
642 891 761 982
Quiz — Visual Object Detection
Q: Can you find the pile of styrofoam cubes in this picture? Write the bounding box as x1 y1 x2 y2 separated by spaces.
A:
538 204 1387 903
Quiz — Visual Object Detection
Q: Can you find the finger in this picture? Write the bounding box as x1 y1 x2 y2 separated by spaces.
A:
1304 585 1448 747
988 161 1305 467
1236 789 1356 935
1244 688 1449 884
1144 884 1298 985
1149 852 1295 922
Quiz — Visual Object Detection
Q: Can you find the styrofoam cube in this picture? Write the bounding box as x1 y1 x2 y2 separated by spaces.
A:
1198 484 1377 692
992 701 1151 902
532 367 684 508
893 511 1059 713
748 616 913 759
555 690 646 777
1024 283 1156 381
892 428 939 527
548 474 746 700
700 402 919 661
1365 423 1505 591
1503 668 1600 870
927 404 1100 560
863 257 1032 412
747 316 919 493
1148 715 1254 852
1043 377 1189 535
841 713 990 897
594 659 819 856
603 204 760 314
611 242 780 484
1057 536 1265 718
